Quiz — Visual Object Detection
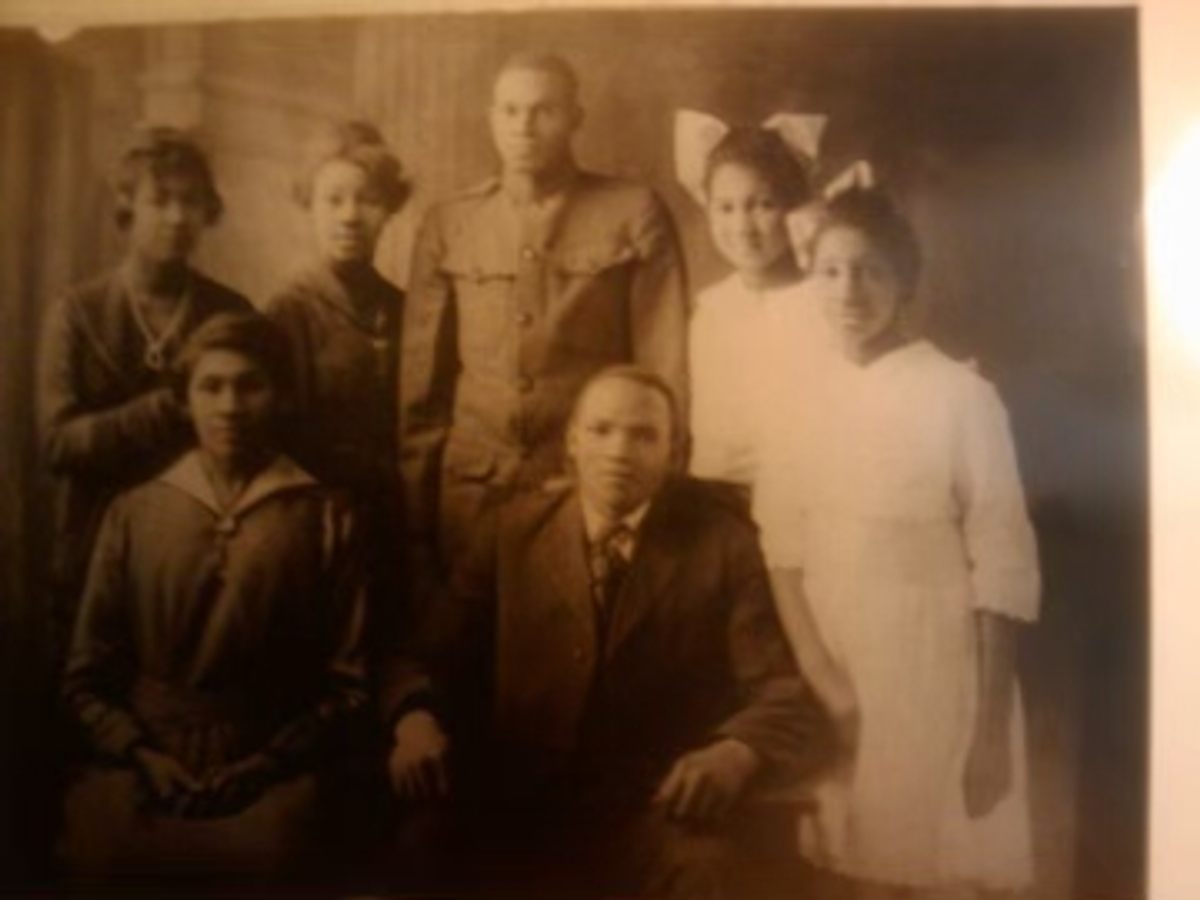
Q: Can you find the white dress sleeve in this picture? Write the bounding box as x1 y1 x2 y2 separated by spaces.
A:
954 374 1041 622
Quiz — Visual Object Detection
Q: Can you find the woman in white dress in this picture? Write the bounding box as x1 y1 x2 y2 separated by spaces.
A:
755 187 1040 898
675 110 829 490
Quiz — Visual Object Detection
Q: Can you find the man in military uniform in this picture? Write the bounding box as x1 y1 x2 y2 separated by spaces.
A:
400 52 688 570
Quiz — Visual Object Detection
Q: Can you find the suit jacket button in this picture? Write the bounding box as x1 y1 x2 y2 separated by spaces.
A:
573 647 585 662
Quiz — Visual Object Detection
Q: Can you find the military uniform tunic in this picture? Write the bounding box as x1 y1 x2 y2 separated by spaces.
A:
401 166 688 564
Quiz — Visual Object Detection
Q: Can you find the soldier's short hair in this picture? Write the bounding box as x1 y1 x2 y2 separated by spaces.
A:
495 52 581 105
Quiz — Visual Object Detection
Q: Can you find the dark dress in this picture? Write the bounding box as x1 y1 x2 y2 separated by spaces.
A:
60 452 368 875
265 261 403 501
37 264 251 643
264 264 408 868
265 261 406 616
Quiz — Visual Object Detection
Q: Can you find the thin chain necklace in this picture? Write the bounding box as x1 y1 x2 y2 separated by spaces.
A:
127 277 193 372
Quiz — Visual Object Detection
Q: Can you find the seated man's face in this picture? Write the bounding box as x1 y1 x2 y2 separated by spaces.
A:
567 376 674 519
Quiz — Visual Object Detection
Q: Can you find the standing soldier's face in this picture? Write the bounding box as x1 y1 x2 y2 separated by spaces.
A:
489 67 582 176
567 377 675 519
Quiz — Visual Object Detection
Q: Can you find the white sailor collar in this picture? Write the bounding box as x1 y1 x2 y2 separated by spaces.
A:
158 450 318 522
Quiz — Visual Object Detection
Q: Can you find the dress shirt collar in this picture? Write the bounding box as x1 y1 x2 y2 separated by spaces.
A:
580 495 652 547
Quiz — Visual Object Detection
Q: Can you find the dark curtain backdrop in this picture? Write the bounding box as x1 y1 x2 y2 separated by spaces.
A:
0 9 1144 897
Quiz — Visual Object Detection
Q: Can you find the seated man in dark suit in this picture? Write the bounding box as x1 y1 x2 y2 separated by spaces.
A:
381 365 828 899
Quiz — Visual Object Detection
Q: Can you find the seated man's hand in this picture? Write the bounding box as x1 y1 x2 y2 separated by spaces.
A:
388 709 451 801
654 738 761 825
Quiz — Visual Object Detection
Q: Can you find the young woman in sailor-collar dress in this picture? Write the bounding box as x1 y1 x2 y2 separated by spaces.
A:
59 313 367 878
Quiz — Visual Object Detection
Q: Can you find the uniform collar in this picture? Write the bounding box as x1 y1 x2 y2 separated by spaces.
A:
158 450 317 520
499 158 580 206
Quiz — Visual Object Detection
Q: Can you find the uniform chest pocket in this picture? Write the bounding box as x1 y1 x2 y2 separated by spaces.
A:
440 245 516 357
440 244 517 284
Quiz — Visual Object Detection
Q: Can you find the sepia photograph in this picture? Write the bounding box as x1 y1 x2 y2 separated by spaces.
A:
0 3 1147 898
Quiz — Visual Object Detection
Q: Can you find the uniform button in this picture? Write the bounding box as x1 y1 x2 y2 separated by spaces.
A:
516 311 534 327
521 246 537 261
572 647 585 662
518 375 534 393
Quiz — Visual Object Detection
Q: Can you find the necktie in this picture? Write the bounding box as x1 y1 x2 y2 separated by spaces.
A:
590 522 634 619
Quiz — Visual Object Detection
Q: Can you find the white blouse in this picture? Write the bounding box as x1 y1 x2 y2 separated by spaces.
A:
687 272 830 485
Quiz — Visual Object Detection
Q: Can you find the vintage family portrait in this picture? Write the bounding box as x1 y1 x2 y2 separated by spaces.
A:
0 4 1146 899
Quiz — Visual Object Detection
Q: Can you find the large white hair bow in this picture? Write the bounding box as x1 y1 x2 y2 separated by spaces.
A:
784 159 879 272
674 108 827 206
674 108 876 208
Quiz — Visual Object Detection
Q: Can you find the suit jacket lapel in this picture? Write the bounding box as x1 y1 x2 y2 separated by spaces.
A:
540 492 599 641
605 485 684 660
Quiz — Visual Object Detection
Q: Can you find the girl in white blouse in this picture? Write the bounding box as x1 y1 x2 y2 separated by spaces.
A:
677 110 829 490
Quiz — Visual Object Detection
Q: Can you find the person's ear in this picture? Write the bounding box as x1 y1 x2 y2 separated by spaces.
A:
565 420 580 463
671 433 689 473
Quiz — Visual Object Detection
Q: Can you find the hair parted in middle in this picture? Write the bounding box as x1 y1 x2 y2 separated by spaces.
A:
702 126 814 210
110 125 224 231
808 185 923 300
170 311 295 406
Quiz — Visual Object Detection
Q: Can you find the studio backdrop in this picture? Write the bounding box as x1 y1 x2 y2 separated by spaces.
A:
0 8 1143 898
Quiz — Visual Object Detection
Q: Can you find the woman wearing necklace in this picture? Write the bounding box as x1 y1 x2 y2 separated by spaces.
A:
37 126 251 650
59 312 367 879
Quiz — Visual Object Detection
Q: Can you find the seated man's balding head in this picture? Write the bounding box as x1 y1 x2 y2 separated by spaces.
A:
567 366 683 520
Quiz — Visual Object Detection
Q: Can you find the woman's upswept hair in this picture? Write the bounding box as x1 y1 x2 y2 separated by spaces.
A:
292 119 411 214
111 125 224 230
170 312 294 406
702 126 813 210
